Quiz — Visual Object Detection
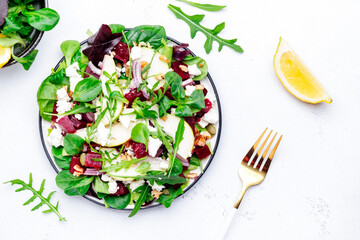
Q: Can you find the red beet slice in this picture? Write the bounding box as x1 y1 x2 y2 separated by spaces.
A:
194 145 211 160
69 156 81 174
124 88 146 107
171 61 190 80
84 153 103 169
196 98 212 119
82 112 95 123
130 140 148 158
57 116 76 133
113 42 130 64
51 103 58 122
70 115 86 129
110 182 129 196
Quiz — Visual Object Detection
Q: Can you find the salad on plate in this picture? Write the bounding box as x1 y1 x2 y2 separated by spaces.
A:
37 24 220 217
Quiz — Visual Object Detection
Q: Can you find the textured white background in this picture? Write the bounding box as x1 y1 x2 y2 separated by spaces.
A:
1 0 360 239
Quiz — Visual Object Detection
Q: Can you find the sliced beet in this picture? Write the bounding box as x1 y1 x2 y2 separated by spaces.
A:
110 182 129 196
194 145 211 160
124 88 146 107
184 117 196 134
113 42 130 64
130 140 148 158
57 116 76 133
173 43 191 61
84 153 103 169
171 61 190 80
51 103 58 122
196 98 212 119
82 112 95 123
69 156 81 174
84 63 100 79
70 115 86 129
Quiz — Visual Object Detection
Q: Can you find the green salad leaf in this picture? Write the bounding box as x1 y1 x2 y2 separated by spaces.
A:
124 25 166 48
129 184 151 217
72 76 102 102
52 146 71 169
63 134 85 156
183 55 208 80
168 4 243 54
157 186 183 208
60 40 81 66
104 193 131 210
22 8 60 31
12 49 38 70
131 123 150 148
56 170 94 196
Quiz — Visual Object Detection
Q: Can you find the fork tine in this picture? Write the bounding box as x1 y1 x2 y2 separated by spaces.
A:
262 135 283 172
242 128 268 165
256 132 277 169
249 130 273 167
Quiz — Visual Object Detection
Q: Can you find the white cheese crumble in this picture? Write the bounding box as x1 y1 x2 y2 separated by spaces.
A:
119 108 136 128
202 108 218 125
56 88 72 114
198 118 209 128
159 160 169 170
185 85 196 96
131 46 142 60
101 174 112 182
96 122 111 146
108 180 119 194
148 137 162 157
47 124 64 147
66 62 83 92
74 114 82 120
147 180 165 191
188 64 201 76
129 179 145 191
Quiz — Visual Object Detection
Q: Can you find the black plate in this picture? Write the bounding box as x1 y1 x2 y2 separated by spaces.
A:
39 32 222 211
3 0 48 67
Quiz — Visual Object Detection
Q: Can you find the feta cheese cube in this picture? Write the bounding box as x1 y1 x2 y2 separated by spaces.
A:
188 64 201 76
148 137 163 157
185 85 196 96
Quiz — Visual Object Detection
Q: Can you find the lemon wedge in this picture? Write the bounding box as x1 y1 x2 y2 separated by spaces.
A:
273 37 332 104
0 34 12 69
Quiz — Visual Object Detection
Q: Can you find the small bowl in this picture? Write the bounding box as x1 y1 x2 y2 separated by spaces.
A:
3 0 48 68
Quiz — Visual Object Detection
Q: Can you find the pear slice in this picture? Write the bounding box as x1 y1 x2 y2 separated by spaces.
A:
98 55 124 125
157 114 195 159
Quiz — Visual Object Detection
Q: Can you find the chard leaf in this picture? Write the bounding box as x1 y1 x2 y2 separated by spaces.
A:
168 4 243 54
175 0 226 12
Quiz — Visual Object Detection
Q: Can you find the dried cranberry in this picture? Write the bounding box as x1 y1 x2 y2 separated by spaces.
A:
196 99 212 119
130 140 148 158
69 156 81 174
110 182 129 196
194 145 211 160
171 61 190 80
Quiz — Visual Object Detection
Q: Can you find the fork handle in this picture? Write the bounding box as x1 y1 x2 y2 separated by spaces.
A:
215 207 237 240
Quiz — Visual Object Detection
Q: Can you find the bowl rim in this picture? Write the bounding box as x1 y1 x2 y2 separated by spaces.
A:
38 29 222 211
3 0 48 67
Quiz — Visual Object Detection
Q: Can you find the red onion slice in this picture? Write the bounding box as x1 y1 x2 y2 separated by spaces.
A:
182 78 195 87
83 168 100 176
88 61 102 76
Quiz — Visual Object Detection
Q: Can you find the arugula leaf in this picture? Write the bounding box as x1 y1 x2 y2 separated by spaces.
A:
5 173 66 221
104 193 131 210
63 134 85 156
136 162 151 174
120 173 187 185
124 25 166 48
12 49 38 70
128 184 150 217
109 91 129 104
132 100 158 119
168 4 243 54
22 8 60 31
45 102 97 116
55 170 94 196
157 186 183 208
131 123 150 148
175 0 226 12
100 157 147 173
183 55 208 80
168 118 185 175
153 119 173 154
72 76 102 102
52 146 71 169
60 40 81 66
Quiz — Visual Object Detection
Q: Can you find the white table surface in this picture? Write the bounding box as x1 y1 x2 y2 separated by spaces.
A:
1 0 360 239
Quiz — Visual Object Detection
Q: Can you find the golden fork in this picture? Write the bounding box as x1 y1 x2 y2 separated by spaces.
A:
216 128 283 239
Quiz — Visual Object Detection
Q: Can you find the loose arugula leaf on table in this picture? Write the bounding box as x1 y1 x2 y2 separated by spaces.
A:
128 184 151 217
56 170 94 196
11 49 38 70
157 186 183 208
175 0 226 12
63 134 85 156
22 8 60 31
131 123 150 148
183 55 208 80
60 40 81 66
168 4 243 54
72 76 102 102
104 193 131 210
5 173 66 221
124 25 166 48
52 146 71 169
